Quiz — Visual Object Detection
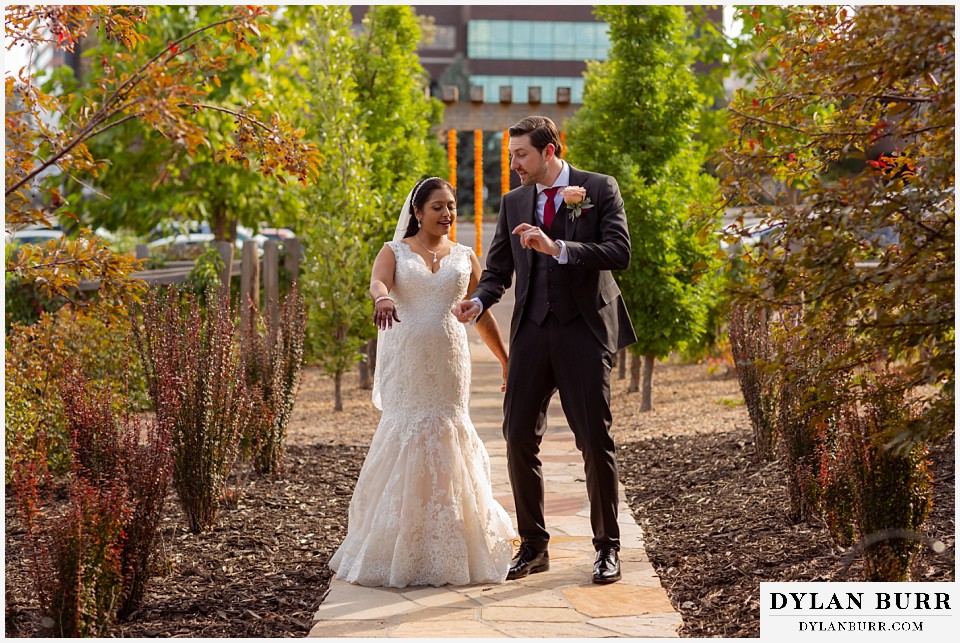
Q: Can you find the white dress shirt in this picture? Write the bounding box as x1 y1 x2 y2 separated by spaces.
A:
469 161 572 320
536 161 571 265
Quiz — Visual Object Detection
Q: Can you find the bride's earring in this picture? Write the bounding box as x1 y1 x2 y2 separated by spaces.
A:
416 218 421 228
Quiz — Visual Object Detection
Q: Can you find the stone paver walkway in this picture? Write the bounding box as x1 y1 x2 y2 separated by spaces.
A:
308 223 681 638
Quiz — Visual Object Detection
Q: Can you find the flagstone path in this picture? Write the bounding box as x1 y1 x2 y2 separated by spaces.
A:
308 222 682 638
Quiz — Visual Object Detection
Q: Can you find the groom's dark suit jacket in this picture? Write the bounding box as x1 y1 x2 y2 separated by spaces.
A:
474 165 637 353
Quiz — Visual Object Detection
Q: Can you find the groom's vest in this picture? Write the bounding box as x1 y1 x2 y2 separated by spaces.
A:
526 214 579 326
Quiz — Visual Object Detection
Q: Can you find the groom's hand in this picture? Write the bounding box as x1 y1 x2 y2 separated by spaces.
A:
451 299 481 324
513 223 560 256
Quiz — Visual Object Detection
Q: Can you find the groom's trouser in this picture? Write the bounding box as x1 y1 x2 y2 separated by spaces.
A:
503 312 620 552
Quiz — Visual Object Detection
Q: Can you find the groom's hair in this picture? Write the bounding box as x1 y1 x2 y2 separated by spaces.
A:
509 116 563 158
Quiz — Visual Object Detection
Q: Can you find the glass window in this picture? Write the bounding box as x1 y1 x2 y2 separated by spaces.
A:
422 24 456 50
468 21 490 57
467 20 609 61
553 22 573 44
511 21 534 45
471 75 586 104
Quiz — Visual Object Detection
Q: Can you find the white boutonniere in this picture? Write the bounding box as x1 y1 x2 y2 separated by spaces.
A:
561 186 594 221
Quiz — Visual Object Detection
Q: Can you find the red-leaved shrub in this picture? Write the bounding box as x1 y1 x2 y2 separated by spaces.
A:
242 284 307 474
8 365 173 635
729 302 778 461
131 285 251 533
843 374 932 580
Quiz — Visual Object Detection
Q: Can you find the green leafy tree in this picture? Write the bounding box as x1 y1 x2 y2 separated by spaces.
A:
565 5 721 411
60 6 308 242
292 6 378 411
5 5 319 311
716 5 954 448
280 5 443 407
348 5 446 386
352 5 446 212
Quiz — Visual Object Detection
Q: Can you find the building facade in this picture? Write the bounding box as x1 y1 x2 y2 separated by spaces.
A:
350 5 721 212
350 5 608 131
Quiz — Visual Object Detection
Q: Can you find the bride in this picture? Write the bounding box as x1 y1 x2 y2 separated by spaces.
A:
329 177 515 588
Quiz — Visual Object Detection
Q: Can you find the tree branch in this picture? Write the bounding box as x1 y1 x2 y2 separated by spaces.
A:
5 12 254 197
6 258 90 273
184 103 276 134
728 106 809 134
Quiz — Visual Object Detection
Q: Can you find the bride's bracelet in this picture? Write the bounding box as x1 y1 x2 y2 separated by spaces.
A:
374 295 394 306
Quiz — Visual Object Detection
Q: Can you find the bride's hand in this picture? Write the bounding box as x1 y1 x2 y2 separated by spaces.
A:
373 299 400 330
500 359 508 393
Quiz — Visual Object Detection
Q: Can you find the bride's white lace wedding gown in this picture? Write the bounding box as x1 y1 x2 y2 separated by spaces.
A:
329 240 515 588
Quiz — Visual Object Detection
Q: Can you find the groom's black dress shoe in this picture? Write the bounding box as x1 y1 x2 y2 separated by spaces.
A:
506 543 550 580
593 548 621 584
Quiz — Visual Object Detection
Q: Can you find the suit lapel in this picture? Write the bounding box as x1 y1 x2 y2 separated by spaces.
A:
523 184 538 226
521 185 538 268
556 200 571 236
549 197 567 239
564 166 586 239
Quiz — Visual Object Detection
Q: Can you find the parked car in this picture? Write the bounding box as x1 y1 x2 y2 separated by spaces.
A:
147 232 216 250
148 221 267 250
720 220 783 255
234 225 269 251
148 220 210 242
5 227 65 247
258 227 296 243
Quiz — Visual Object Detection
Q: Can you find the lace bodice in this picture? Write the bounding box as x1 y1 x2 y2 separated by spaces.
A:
372 240 473 416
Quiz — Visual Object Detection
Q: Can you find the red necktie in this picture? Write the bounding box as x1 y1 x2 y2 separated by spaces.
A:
542 187 560 229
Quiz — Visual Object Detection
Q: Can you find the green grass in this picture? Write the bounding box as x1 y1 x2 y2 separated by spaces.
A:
717 397 745 408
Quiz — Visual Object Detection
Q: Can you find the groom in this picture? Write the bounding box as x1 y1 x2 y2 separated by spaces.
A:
452 115 636 584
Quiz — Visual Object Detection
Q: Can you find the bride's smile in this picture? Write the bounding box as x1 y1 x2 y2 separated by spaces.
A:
418 189 457 237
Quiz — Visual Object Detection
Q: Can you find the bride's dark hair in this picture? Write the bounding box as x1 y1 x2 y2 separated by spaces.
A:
403 177 455 239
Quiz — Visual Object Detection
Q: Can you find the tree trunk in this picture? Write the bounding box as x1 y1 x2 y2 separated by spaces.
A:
618 348 627 380
211 209 227 243
334 373 343 412
358 358 371 390
628 351 640 393
640 354 655 412
358 339 376 390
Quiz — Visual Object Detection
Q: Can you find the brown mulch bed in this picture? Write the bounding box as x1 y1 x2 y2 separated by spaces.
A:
611 361 956 638
5 364 955 638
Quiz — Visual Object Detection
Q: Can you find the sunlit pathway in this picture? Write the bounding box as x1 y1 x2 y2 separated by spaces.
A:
308 222 681 638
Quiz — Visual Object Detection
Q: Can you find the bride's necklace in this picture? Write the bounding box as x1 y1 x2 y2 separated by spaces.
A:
414 233 445 268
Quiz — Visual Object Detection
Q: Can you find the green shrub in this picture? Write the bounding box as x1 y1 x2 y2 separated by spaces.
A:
185 247 226 300
5 308 149 481
5 244 67 332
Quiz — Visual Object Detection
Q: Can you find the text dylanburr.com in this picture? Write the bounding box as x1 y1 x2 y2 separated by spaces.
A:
760 582 955 639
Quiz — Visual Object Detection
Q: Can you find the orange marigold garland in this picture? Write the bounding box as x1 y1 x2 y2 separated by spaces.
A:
501 130 511 196
447 129 457 242
474 129 483 257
